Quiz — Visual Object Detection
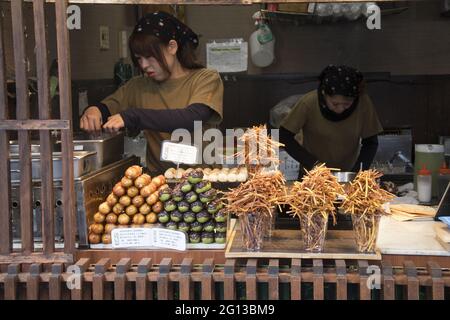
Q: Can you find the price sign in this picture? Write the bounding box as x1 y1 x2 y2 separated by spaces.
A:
111 227 187 251
160 141 198 165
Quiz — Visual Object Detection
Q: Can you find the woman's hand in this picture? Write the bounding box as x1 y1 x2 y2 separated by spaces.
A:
80 106 102 135
103 114 125 133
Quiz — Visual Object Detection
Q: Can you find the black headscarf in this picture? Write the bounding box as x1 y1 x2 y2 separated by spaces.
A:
317 65 364 122
133 11 199 48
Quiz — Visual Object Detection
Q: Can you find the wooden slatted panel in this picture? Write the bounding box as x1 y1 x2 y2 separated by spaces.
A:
290 259 301 300
404 261 419 300
0 5 12 254
55 0 75 255
26 263 42 300
157 258 172 300
381 261 394 300
136 258 152 300
335 259 347 300
358 260 370 300
11 0 33 255
313 259 324 300
201 258 215 300
0 119 69 130
224 259 236 300
245 259 257 300
179 258 193 300
49 263 63 300
33 0 54 255
427 262 444 300
4 264 20 300
268 259 279 300
70 258 90 300
114 258 131 300
93 258 111 300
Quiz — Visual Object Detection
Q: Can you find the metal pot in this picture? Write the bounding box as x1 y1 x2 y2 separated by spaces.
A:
332 171 356 183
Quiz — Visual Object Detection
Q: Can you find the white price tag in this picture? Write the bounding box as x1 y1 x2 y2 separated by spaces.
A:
111 227 187 251
111 228 153 248
160 141 198 165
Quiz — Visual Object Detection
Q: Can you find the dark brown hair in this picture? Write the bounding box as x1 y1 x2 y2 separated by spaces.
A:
129 32 203 75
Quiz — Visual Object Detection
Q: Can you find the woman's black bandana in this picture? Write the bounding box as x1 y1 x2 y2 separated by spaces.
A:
133 11 199 48
317 65 364 122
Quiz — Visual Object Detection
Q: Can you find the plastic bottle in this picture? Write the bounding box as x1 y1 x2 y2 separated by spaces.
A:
417 164 432 203
438 162 450 200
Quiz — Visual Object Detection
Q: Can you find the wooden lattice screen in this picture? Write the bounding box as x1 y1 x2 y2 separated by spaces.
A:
0 0 74 264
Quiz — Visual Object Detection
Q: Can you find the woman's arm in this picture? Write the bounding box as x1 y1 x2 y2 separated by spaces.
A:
103 103 213 133
352 134 379 171
279 126 318 170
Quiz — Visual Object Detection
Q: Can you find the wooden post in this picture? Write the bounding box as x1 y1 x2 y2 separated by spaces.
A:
92 258 111 300
224 259 236 300
136 258 152 300
201 258 215 300
427 262 444 300
33 0 54 255
358 260 370 300
49 263 63 300
335 259 347 300
26 263 42 300
11 0 33 255
114 258 131 300
245 259 257 300
290 259 301 300
381 261 395 300
70 258 90 300
313 259 324 300
157 258 172 300
179 258 193 300
0 4 12 255
5 264 20 300
55 0 76 255
268 259 279 300
404 261 419 300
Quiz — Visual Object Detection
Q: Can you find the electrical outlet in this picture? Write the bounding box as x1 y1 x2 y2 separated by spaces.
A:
99 26 109 50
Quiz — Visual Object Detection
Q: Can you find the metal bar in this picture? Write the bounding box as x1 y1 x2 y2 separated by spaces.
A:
33 0 55 255
0 2 11 255
313 259 324 300
179 258 193 300
290 259 301 300
55 0 76 255
136 258 152 300
224 259 236 300
201 258 215 300
11 0 33 255
0 119 70 130
246 259 257 300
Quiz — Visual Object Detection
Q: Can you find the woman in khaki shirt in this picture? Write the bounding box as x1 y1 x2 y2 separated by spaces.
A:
280 65 383 176
80 12 223 173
